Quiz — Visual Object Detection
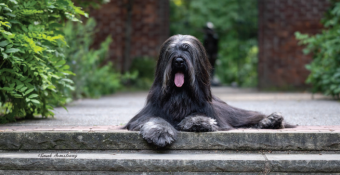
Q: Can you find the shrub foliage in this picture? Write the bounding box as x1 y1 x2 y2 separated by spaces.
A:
0 0 86 123
63 18 121 99
296 1 340 99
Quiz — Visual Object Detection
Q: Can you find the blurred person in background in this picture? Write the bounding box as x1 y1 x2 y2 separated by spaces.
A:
203 22 220 86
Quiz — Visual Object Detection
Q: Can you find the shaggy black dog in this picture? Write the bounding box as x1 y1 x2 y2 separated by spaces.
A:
124 35 293 147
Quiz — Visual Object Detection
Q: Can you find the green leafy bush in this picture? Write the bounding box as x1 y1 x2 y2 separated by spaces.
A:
170 0 258 87
295 1 340 99
0 0 86 123
63 18 121 99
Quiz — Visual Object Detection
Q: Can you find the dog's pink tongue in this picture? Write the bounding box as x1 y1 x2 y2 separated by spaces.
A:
174 72 184 87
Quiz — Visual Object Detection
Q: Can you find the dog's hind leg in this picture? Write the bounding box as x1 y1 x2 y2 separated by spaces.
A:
139 117 178 147
178 115 219 132
213 96 290 129
256 112 293 129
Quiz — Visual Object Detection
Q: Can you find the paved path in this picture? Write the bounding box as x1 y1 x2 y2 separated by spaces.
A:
1 87 340 127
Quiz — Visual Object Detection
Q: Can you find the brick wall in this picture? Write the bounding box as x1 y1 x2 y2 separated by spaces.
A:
90 0 169 72
258 0 329 90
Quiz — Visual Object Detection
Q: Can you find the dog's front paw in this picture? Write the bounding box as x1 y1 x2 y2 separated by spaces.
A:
258 112 284 129
140 119 177 147
178 116 219 132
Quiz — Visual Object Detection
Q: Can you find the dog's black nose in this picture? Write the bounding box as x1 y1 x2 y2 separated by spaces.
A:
175 58 184 66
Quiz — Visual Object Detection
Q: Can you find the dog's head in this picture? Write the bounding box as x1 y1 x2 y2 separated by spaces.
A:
154 35 212 98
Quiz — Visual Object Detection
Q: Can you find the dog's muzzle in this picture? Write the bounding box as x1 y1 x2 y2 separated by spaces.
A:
173 58 185 88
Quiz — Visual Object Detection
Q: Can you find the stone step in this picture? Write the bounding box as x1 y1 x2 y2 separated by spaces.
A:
0 126 340 151
0 151 339 173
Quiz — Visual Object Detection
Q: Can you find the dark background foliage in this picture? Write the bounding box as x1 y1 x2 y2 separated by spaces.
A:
63 18 121 99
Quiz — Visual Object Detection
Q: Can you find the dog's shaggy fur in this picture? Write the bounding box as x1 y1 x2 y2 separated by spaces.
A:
124 35 294 147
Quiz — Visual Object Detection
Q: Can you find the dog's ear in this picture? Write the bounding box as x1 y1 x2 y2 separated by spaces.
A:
154 36 174 84
189 36 211 86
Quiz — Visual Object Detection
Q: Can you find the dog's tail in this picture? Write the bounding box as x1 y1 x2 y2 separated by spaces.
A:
284 122 297 128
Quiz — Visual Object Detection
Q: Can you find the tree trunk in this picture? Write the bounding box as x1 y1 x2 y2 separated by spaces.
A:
123 0 134 73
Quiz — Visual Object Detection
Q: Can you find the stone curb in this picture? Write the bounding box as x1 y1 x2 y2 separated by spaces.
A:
0 171 270 175
0 130 340 150
0 172 339 175
0 152 339 173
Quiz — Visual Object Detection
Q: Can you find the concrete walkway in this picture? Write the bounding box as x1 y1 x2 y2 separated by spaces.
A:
1 87 340 127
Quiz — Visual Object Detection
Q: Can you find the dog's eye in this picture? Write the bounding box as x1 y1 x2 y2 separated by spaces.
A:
181 44 190 51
